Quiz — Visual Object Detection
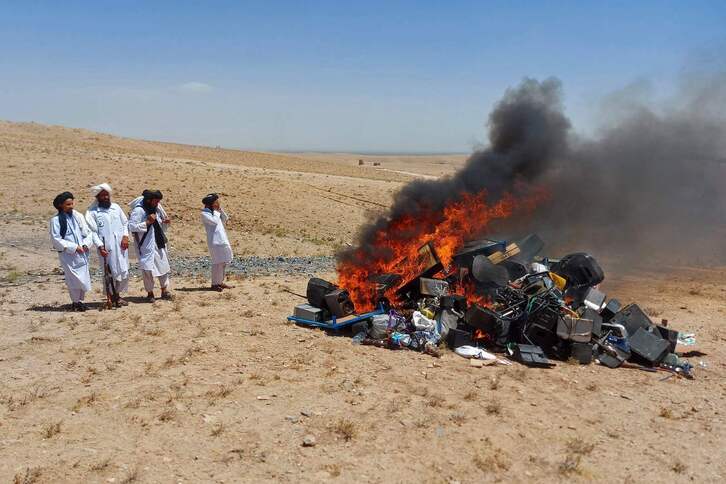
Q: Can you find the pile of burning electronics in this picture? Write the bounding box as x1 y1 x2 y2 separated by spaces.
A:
288 234 694 377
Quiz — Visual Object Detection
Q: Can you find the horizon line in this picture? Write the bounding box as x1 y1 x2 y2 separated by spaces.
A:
1 118 473 157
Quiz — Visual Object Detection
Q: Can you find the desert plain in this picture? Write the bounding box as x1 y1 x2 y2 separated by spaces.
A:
0 121 725 483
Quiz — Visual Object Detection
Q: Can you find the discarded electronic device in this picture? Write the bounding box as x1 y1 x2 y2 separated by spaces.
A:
583 287 607 311
419 277 450 297
324 288 355 318
610 304 655 337
556 315 593 343
293 304 324 322
291 232 696 379
306 278 338 308
508 344 554 368
629 327 671 365
551 253 604 290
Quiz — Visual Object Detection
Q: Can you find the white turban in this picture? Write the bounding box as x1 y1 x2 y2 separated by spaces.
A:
90 183 112 197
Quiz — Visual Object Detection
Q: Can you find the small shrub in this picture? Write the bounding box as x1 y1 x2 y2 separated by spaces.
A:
12 467 42 484
333 418 357 441
473 448 510 472
41 421 62 439
5 270 22 283
659 407 674 419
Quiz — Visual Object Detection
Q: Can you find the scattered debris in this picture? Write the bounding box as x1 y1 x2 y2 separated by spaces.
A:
288 234 697 379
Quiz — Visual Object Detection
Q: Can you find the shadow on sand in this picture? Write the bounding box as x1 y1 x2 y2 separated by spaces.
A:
28 302 106 312
177 286 217 292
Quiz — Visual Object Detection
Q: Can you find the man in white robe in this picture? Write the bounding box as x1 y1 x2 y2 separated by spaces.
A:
201 193 234 291
49 191 94 311
128 189 173 301
85 183 130 305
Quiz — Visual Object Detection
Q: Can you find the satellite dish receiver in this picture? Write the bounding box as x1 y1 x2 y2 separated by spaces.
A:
471 254 509 287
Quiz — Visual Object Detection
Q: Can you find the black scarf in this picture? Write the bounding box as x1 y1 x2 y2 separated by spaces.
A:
59 211 71 238
53 191 74 238
142 200 167 249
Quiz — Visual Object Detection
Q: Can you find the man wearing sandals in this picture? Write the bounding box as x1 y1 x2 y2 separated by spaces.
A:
128 189 174 301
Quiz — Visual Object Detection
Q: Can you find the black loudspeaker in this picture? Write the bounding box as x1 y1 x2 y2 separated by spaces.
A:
324 289 355 318
306 278 337 308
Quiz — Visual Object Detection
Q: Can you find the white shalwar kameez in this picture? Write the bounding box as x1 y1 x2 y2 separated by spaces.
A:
128 204 171 292
201 208 233 285
86 202 130 293
49 210 94 302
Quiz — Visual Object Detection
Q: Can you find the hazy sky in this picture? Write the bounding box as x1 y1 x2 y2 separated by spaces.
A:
1 1 724 153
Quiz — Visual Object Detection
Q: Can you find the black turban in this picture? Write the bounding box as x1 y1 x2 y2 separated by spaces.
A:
53 191 74 210
202 193 218 207
53 192 74 238
142 189 163 201
140 189 166 250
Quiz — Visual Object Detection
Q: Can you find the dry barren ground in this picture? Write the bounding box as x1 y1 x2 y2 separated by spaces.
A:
1 122 725 483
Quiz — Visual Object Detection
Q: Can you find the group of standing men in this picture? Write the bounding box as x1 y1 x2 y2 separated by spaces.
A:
49 184 233 311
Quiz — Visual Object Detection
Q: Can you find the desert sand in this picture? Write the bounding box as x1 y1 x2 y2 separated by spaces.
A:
0 121 724 483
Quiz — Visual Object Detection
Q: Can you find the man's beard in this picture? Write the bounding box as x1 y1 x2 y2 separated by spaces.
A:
142 200 157 214
98 200 111 209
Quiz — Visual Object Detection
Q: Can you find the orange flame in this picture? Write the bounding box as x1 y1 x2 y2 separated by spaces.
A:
337 187 548 311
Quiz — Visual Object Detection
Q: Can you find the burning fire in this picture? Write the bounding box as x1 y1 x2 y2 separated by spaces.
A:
337 187 548 311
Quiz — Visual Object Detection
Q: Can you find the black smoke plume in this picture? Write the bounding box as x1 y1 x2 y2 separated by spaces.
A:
339 74 726 269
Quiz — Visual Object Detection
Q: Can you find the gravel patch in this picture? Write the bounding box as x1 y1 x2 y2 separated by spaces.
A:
171 255 335 277
86 255 334 280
